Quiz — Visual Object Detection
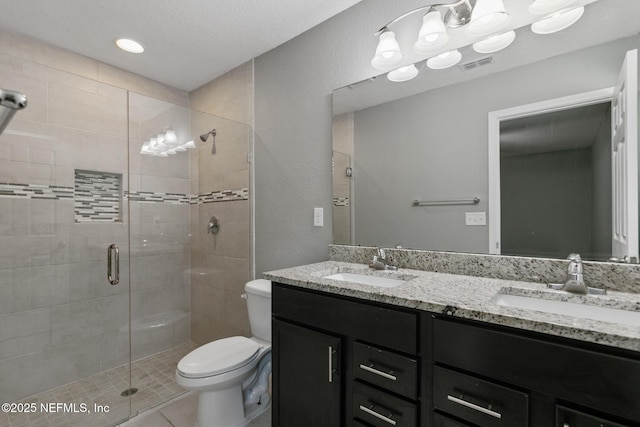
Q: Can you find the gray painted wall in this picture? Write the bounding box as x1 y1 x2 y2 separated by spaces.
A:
501 148 593 259
253 0 391 274
253 0 639 273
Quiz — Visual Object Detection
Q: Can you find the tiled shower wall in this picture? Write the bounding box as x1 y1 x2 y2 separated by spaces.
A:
188 62 254 344
0 29 192 402
0 29 255 404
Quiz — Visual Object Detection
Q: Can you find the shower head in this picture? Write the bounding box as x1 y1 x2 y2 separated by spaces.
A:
200 129 216 142
199 129 217 154
0 89 27 136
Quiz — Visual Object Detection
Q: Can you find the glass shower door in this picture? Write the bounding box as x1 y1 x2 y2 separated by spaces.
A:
0 70 132 426
126 93 193 416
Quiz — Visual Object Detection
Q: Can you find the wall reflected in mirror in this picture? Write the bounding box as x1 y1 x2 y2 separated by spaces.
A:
331 0 640 263
500 102 612 261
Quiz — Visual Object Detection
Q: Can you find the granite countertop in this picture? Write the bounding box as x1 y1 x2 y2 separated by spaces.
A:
263 261 640 352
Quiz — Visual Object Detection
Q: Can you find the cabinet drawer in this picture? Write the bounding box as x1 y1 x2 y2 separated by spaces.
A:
273 283 418 353
354 381 417 427
433 413 472 427
433 366 528 427
353 341 418 400
556 405 630 427
434 318 640 420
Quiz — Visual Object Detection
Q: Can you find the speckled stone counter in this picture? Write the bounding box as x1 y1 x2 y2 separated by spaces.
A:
263 260 640 352
329 245 640 293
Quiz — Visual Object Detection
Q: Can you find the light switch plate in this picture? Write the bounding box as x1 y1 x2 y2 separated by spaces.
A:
466 212 486 226
314 207 324 227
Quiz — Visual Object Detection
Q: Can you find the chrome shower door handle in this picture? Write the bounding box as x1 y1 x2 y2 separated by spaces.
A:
107 244 120 285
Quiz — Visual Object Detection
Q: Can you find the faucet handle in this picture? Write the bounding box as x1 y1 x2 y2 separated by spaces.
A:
566 253 584 280
567 253 582 262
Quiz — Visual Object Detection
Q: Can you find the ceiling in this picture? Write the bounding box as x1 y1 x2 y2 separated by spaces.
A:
500 102 611 155
0 0 363 91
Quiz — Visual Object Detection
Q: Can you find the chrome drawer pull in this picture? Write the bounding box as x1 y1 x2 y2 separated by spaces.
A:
359 364 397 381
359 405 397 426
447 395 502 419
328 346 336 383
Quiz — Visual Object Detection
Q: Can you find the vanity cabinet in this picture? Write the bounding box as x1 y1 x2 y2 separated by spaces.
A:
432 317 640 427
272 281 640 426
271 283 420 427
273 319 341 426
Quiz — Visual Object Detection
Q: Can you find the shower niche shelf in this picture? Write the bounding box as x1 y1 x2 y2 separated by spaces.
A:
74 169 123 222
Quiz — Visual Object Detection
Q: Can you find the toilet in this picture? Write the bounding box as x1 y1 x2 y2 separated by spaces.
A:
176 279 272 427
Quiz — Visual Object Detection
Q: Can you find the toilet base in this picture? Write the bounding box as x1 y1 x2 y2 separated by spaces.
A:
195 384 244 427
194 387 270 427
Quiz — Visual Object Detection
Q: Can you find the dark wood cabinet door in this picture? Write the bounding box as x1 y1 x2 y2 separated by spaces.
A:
273 319 341 427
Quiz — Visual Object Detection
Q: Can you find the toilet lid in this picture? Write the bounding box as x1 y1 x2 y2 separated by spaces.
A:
177 336 260 378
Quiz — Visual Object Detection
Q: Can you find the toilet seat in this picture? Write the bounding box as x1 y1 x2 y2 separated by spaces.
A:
177 336 260 379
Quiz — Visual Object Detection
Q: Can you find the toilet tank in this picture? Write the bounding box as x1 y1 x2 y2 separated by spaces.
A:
245 279 271 342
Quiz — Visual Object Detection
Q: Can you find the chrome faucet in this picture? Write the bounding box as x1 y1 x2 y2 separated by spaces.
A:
546 253 607 295
369 248 398 271
563 253 587 295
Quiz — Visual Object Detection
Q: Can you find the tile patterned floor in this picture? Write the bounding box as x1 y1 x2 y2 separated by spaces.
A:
0 342 198 427
119 392 271 427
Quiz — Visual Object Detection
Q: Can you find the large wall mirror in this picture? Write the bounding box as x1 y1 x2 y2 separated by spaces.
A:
332 0 640 263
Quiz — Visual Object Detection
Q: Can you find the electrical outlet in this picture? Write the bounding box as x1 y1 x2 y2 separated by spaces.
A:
314 207 324 227
465 212 486 226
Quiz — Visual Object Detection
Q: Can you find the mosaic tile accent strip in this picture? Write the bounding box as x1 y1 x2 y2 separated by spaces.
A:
127 191 191 204
0 181 248 211
0 183 74 200
197 188 249 204
333 197 350 207
74 170 122 222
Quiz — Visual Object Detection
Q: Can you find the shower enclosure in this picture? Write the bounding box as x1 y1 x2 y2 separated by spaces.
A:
0 71 251 425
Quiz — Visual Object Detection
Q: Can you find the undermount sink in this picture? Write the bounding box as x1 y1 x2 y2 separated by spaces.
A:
322 272 414 288
494 292 640 327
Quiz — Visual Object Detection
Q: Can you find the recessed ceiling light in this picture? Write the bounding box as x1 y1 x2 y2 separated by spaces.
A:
115 38 145 53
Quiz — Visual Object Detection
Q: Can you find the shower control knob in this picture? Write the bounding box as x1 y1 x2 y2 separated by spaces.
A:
208 216 220 234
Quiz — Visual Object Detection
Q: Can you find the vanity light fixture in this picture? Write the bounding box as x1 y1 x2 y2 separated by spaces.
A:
115 38 145 53
371 0 589 83
465 0 510 37
472 30 516 54
531 6 585 35
140 129 196 157
426 49 462 69
371 0 512 81
413 10 450 55
528 0 577 15
387 64 419 82
371 30 403 70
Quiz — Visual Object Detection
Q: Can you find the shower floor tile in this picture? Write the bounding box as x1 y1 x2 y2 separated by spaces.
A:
0 342 198 427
